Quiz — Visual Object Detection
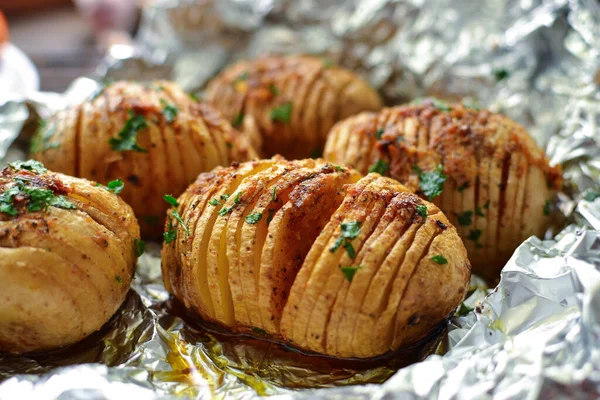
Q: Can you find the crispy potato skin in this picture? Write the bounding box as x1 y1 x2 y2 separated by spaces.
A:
204 56 383 159
323 102 563 281
30 80 258 238
162 159 470 359
0 165 140 353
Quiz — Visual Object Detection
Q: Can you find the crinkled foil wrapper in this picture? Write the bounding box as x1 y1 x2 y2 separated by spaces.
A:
1 0 600 398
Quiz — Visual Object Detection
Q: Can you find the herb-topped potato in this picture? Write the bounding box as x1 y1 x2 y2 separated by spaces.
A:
162 158 470 359
204 55 383 159
323 100 563 281
30 80 258 238
0 160 141 353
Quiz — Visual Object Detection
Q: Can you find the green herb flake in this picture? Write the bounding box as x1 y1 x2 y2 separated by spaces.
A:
584 191 600 202
47 195 77 210
375 128 384 140
322 57 335 68
483 200 490 209
268 84 280 96
245 212 263 224
431 98 451 112
115 275 123 285
31 119 60 153
134 238 146 257
8 160 47 174
340 265 362 282
270 102 293 123
329 236 344 253
493 68 510 82
340 221 361 239
458 182 469 192
160 99 178 123
163 194 179 207
543 199 552 216
220 194 230 201
252 327 267 336
209 198 220 206
189 92 201 102
233 71 249 84
333 165 344 171
309 148 322 159
463 102 480 111
457 211 473 226
431 255 448 264
467 229 482 242
106 179 124 194
109 112 148 152
415 165 447 199
271 186 277 202
343 241 356 259
368 159 389 175
171 210 189 236
416 204 428 218
475 206 485 217
163 216 177 244
455 303 474 317
232 112 244 127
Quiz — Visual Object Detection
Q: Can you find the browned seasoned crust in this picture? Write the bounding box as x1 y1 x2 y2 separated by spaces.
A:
30 80 258 238
323 100 563 280
204 55 383 159
0 163 140 353
161 158 470 359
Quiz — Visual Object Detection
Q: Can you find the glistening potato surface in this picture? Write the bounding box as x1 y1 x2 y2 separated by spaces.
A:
162 158 471 359
323 101 563 281
30 80 258 238
0 161 141 353
205 55 383 159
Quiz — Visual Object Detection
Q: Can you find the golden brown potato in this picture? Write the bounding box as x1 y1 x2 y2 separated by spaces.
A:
0 160 140 353
204 55 383 159
30 80 258 238
162 158 470 358
323 100 563 282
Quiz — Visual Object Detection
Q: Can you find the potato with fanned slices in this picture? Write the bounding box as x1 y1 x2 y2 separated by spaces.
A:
162 158 470 359
30 80 258 238
323 100 563 281
0 160 141 354
204 55 383 159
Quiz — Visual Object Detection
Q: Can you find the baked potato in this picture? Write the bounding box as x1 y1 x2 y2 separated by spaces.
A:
0 160 141 353
162 158 470 359
323 100 563 281
30 80 258 238
204 55 383 159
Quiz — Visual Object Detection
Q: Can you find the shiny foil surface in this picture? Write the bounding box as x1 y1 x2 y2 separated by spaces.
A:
1 0 600 398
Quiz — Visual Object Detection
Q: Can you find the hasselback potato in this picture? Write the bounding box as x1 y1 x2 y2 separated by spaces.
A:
323 100 563 281
30 80 258 238
162 158 470 359
0 160 140 353
204 55 383 159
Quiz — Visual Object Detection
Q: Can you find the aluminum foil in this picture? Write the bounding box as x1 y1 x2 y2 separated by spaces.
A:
1 0 600 398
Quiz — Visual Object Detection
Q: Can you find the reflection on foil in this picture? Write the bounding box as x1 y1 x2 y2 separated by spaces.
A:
1 0 600 398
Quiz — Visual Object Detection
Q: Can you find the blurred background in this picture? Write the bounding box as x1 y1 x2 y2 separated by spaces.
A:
0 0 143 92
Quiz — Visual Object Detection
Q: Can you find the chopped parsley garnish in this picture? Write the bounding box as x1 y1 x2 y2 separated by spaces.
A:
226 142 233 149
0 178 76 216
209 198 220 206
458 182 469 192
252 327 267 336
343 241 356 259
233 71 249 84
340 265 362 282
171 210 189 235
467 229 482 242
220 194 230 201
475 206 485 217
375 128 384 140
134 238 146 257
414 165 446 199
543 199 552 216
584 191 600 202
164 216 177 244
160 99 178 123
232 112 244 127
31 119 59 152
368 159 388 175
115 275 123 285
493 68 510 82
431 98 451 112
218 191 242 216
267 209 276 225
189 92 201 102
330 221 361 258
109 111 148 152
483 200 490 209
268 84 280 96
431 255 448 264
462 102 480 111
455 303 474 317
333 165 344 171
246 212 263 224
270 102 293 123
416 204 428 218
8 160 47 174
106 179 124 194
271 186 277 201
457 211 473 226
163 194 179 207
330 236 344 253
